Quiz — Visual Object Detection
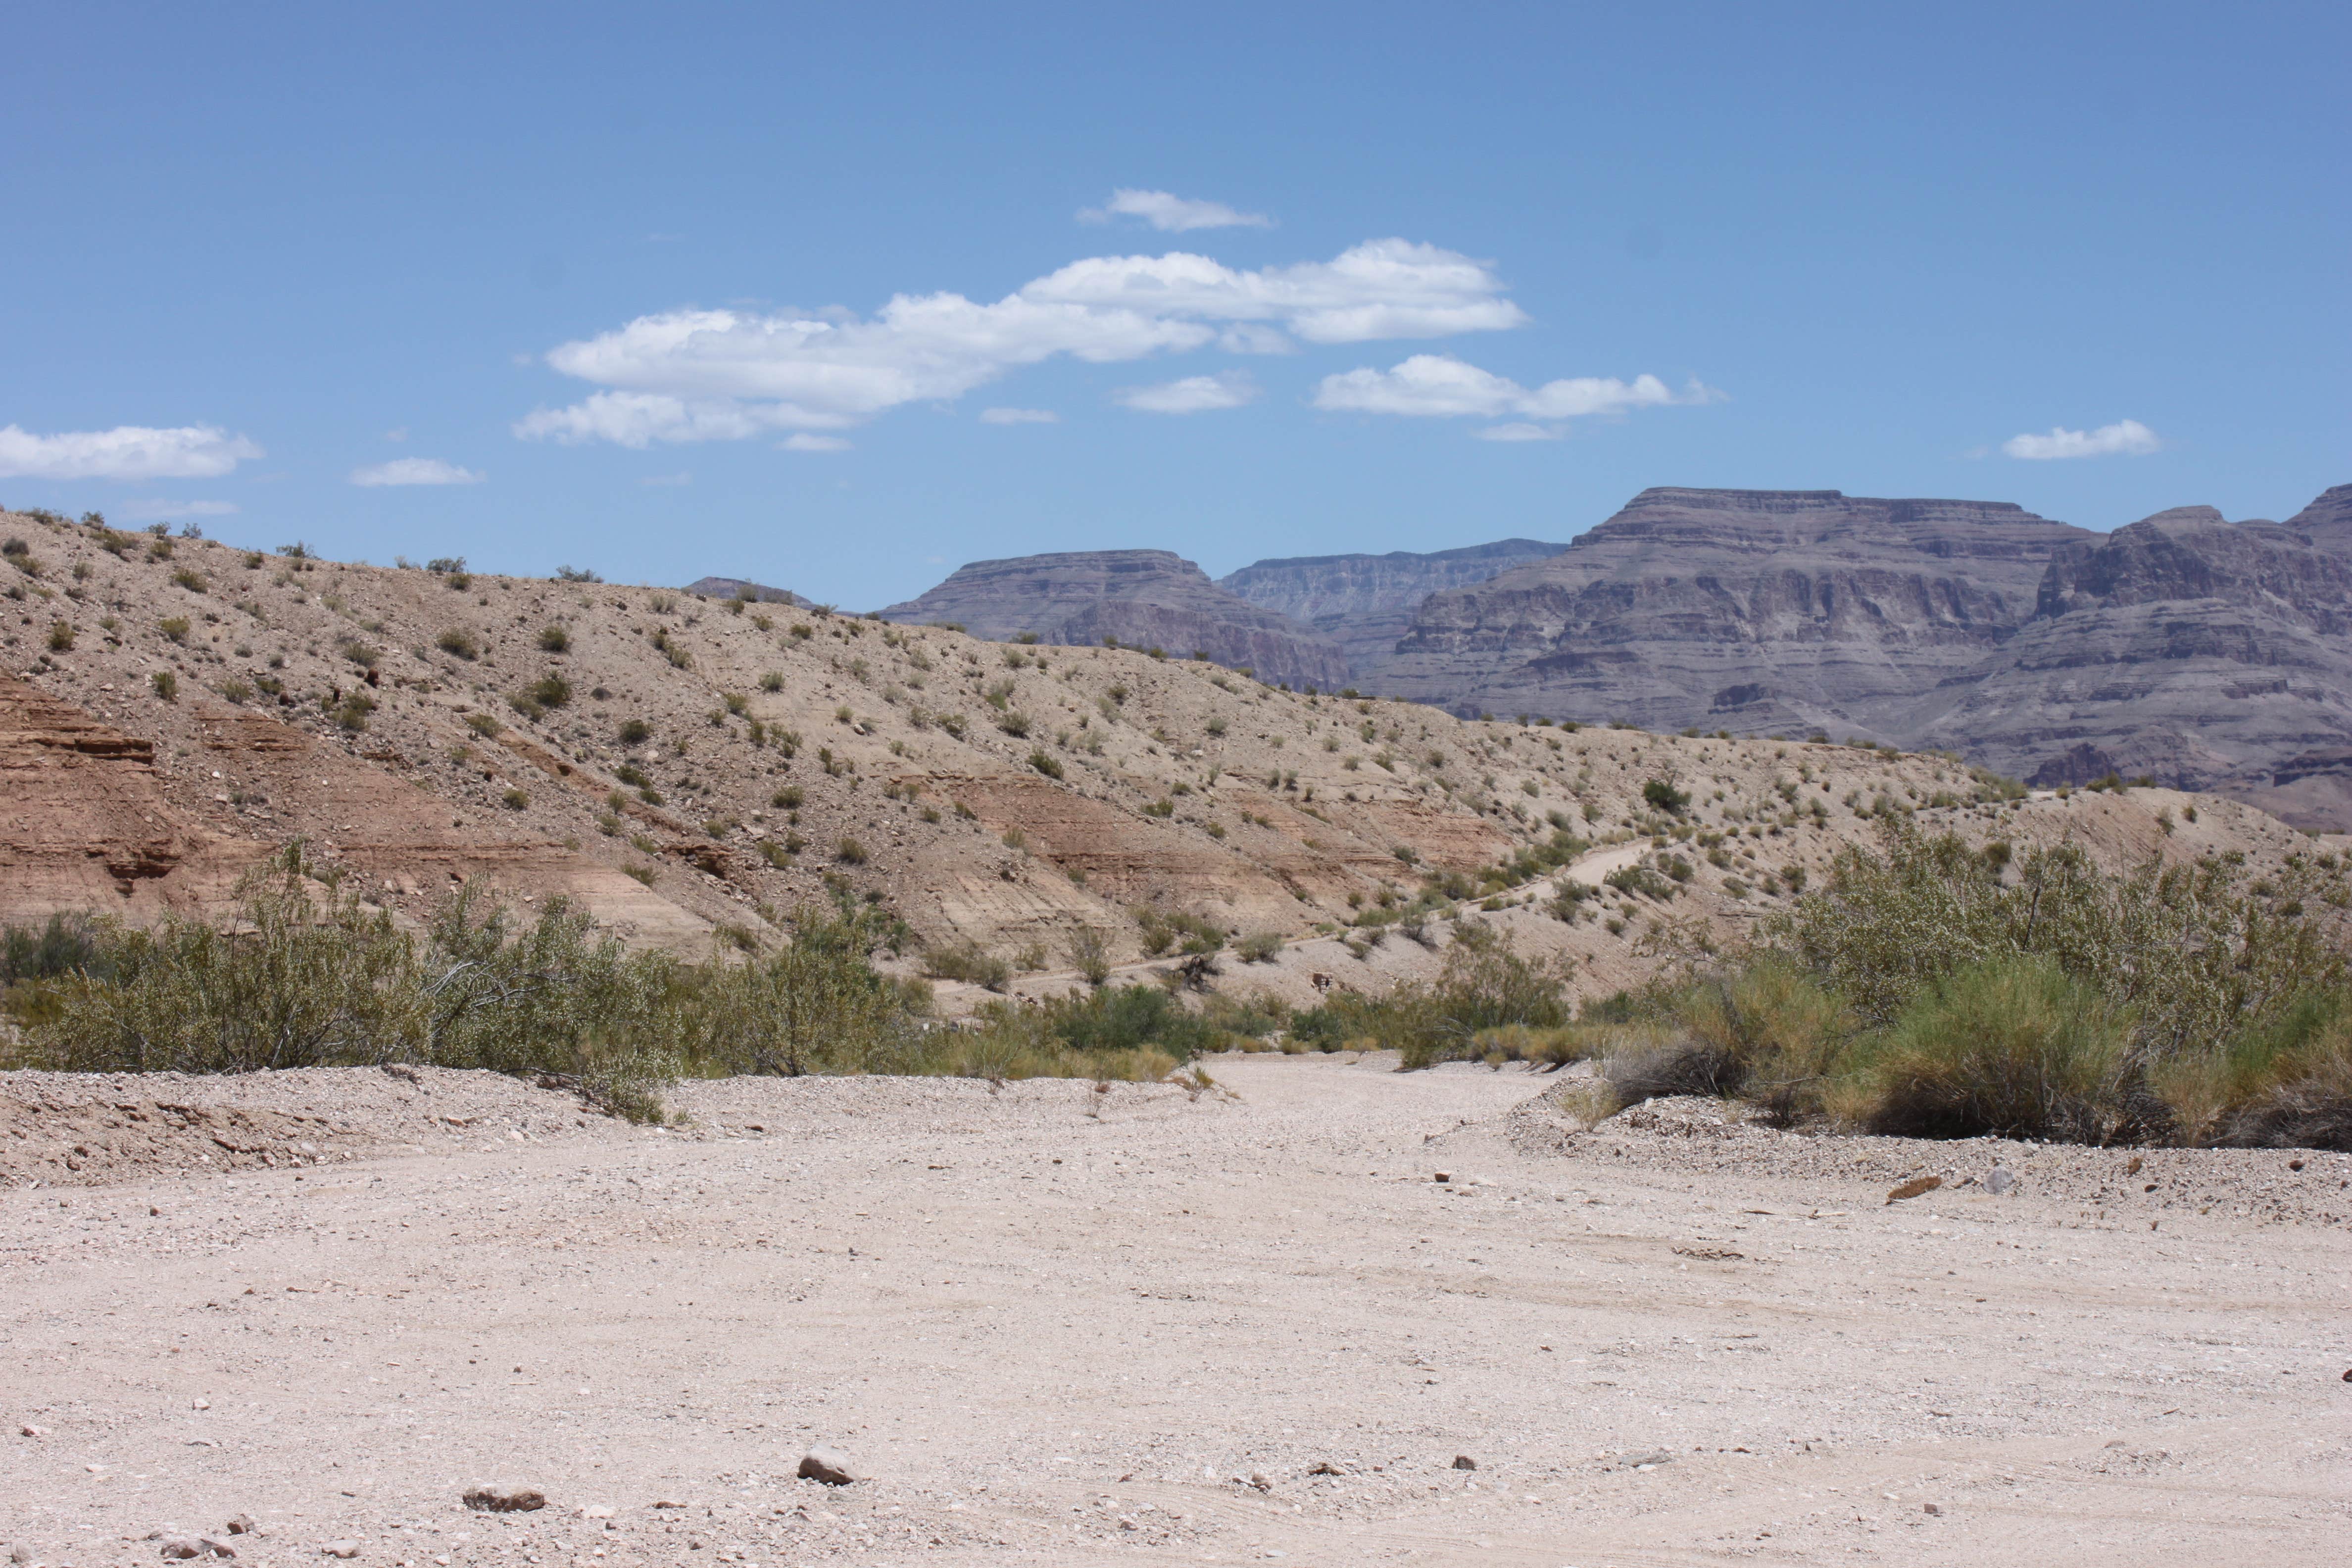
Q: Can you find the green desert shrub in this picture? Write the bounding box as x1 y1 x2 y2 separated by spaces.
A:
1302 929 1575 1070
960 982 1219 1065
921 940 1012 991
1608 819 2352 1148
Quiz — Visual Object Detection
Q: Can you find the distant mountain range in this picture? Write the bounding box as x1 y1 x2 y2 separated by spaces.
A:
1216 538 1569 686
754 480 2352 828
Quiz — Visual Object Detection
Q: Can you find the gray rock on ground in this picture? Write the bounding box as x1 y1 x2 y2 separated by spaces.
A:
797 1445 860 1485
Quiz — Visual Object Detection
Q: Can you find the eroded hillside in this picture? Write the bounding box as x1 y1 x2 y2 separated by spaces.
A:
1 509 2335 1006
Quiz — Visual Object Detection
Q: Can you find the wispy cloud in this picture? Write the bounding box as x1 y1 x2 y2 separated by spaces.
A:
784 433 852 452
1115 372 1259 414
350 457 484 486
0 424 262 480
2001 419 2160 460
1473 423 1564 442
1078 189 1272 232
515 240 1524 447
980 407 1060 425
1315 354 1717 428
119 497 241 521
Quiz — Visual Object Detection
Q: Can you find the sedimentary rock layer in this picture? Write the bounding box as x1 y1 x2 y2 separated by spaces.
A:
1380 488 2095 735
883 550 1351 689
1217 538 1568 686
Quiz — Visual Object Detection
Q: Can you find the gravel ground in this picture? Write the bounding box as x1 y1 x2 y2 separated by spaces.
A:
3 1057 2347 1566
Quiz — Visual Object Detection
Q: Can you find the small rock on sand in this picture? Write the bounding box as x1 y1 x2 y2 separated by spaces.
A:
321 1543 359 1560
1986 1167 2018 1196
1451 1455 1477 1470
462 1486 546 1513
797 1446 859 1485
157 1540 203 1561
223 1518 255 1536
1885 1176 1941 1203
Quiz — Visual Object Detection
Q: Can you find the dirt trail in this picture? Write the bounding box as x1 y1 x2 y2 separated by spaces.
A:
3 1058 2345 1566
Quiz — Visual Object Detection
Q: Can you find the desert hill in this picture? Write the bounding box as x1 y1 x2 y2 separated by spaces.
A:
8 508 2340 1014
685 576 814 608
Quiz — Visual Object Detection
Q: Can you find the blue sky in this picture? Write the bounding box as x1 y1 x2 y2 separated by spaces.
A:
4 1 2345 607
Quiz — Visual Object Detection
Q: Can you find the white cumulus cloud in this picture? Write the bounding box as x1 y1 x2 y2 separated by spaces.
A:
784 433 852 452
980 407 1060 425
0 423 262 480
1115 372 1260 414
515 241 1525 447
1314 354 1714 425
2001 419 2160 460
1079 189 1272 232
350 457 484 487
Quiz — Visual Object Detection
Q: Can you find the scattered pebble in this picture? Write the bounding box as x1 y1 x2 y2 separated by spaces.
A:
321 1543 359 1560
1985 1167 2018 1196
1451 1455 1478 1470
461 1486 546 1513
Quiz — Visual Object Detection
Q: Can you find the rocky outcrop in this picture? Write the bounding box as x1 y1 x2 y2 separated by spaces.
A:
0 672 263 922
178 701 718 950
0 672 713 947
1380 488 2095 735
1216 538 1567 687
1914 497 2352 827
882 550 1351 689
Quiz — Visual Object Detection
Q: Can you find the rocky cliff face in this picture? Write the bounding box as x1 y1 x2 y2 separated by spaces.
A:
1380 488 2095 735
882 550 1351 690
1216 538 1567 686
1914 495 2352 828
